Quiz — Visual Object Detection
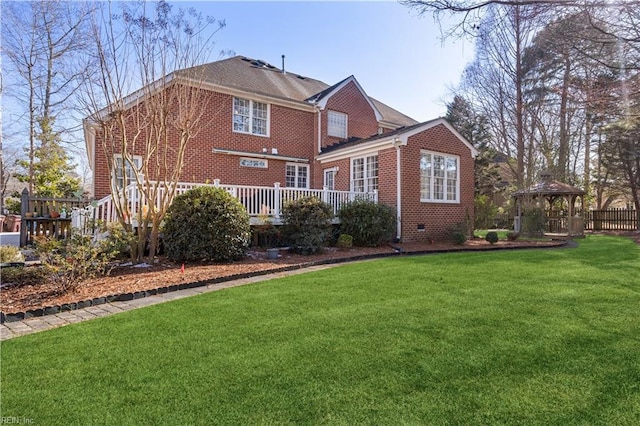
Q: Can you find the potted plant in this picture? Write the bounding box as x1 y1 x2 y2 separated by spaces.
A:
257 214 280 259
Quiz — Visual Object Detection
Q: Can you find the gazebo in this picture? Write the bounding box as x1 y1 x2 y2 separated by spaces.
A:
513 173 586 237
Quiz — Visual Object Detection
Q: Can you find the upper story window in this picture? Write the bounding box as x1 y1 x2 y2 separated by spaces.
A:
351 154 378 193
420 151 459 203
285 163 309 189
233 97 269 136
113 154 142 190
327 110 347 139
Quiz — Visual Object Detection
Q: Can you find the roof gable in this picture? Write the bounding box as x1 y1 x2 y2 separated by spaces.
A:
305 75 383 122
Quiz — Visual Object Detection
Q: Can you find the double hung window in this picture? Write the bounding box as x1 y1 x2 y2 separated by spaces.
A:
327 111 347 139
233 97 269 136
285 164 309 188
351 155 378 193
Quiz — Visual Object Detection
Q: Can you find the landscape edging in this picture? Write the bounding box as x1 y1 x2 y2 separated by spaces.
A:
0 241 567 323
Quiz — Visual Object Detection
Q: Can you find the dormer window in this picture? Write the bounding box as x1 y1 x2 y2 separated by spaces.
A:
328 110 347 139
233 97 269 136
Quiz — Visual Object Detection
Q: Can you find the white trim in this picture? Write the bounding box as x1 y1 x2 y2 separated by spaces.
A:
420 150 460 204
396 118 478 158
316 118 478 164
317 138 393 163
314 76 383 122
212 148 308 163
193 78 317 112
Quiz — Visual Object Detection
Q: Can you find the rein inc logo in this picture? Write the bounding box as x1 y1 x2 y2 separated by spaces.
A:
1 417 34 424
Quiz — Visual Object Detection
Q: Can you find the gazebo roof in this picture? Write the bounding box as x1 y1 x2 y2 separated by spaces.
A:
513 178 586 197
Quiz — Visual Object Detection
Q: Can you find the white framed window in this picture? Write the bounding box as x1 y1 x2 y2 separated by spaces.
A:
285 163 309 188
113 154 142 190
327 110 347 139
351 155 378 193
420 151 459 203
324 168 337 190
233 97 269 136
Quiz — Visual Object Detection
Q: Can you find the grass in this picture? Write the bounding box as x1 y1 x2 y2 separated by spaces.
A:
2 235 640 424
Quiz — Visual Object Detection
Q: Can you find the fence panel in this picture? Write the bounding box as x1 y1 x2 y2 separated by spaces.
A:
584 209 638 231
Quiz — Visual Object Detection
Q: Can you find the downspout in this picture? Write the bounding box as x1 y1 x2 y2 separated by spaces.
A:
393 137 406 241
315 105 322 154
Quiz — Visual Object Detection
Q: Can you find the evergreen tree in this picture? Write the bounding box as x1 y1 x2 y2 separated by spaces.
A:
445 95 503 197
16 117 81 197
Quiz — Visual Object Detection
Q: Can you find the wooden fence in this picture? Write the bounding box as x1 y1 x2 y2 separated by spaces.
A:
483 209 638 232
583 209 638 231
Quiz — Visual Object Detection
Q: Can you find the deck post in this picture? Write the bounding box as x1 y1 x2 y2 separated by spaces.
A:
20 188 29 247
273 182 281 219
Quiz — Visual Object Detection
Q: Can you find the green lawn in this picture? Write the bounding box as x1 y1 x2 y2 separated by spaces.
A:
2 235 639 424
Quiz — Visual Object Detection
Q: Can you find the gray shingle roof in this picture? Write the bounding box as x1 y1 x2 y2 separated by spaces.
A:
180 56 418 127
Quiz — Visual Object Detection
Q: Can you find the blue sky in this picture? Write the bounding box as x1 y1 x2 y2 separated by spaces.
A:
182 1 475 122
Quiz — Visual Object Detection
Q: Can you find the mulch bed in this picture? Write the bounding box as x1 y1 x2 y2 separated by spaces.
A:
0 238 569 317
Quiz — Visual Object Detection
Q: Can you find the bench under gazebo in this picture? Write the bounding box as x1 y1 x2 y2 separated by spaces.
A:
513 173 586 237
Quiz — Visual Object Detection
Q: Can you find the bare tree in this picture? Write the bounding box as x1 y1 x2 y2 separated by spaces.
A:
82 0 225 264
2 0 94 193
459 4 549 188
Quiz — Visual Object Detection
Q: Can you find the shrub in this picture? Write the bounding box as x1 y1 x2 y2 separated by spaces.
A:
522 207 546 237
485 231 499 244
97 223 135 260
35 231 120 293
506 231 520 241
282 197 333 255
0 266 47 287
338 200 396 247
0 245 24 263
474 195 498 230
4 198 21 215
336 234 353 249
448 222 468 245
163 186 250 262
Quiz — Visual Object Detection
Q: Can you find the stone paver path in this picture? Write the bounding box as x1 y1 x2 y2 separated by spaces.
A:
0 264 338 341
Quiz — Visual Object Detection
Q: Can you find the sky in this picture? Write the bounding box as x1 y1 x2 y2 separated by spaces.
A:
180 1 475 122
2 0 475 180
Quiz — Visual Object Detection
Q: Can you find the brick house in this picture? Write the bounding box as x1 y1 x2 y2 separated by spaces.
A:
85 56 477 242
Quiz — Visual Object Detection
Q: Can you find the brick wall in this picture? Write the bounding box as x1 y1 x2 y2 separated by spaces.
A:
320 81 379 150
95 81 384 199
94 87 317 198
398 124 475 242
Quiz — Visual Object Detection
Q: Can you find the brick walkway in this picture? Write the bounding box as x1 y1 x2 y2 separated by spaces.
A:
0 264 339 341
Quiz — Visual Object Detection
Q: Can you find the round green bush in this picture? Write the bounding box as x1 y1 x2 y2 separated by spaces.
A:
163 186 250 262
336 234 353 249
485 231 499 244
506 231 520 241
282 197 333 255
338 200 396 247
451 231 467 245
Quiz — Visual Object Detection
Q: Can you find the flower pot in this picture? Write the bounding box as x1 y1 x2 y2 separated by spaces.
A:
266 248 279 260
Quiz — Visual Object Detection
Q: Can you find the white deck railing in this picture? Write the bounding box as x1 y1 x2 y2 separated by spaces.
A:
72 179 377 230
